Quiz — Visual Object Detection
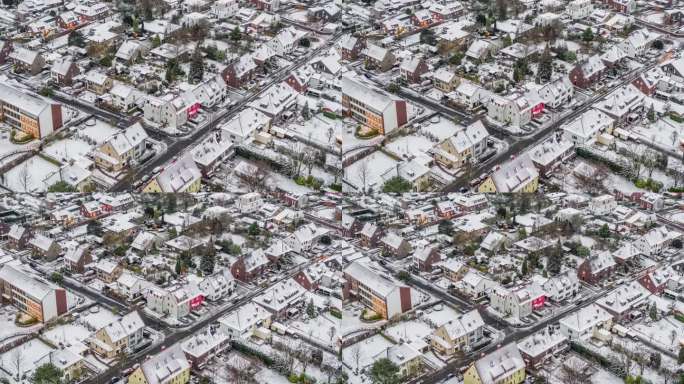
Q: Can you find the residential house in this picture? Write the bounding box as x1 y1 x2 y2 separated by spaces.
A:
433 120 489 169
490 282 546 320
399 57 428 84
562 108 615 144
84 71 113 95
362 44 395 72
433 67 459 92
431 309 485 357
463 343 525 384
50 57 79 86
181 329 230 367
93 259 123 283
218 302 272 340
64 245 92 273
7 225 30 249
413 245 441 272
142 154 202 193
559 303 613 341
338 35 365 61
633 226 681 256
528 136 574 177
29 233 61 260
569 55 606 88
577 250 616 284
9 47 44 75
230 249 270 282
89 311 145 358
517 328 568 369
478 154 539 193
359 222 382 247
380 232 412 258
127 344 190 384
93 122 148 172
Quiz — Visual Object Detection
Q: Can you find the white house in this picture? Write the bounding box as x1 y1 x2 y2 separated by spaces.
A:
218 302 272 340
566 0 593 20
212 0 238 18
283 223 329 254
559 303 612 341
562 108 615 144
634 226 681 256
236 192 262 213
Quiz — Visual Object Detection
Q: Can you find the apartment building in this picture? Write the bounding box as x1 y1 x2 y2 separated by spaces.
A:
341 75 408 135
0 264 68 322
343 262 411 320
0 83 63 139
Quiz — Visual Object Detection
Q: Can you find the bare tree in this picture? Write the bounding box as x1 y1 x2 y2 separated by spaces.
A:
660 367 679 384
559 358 591 384
326 127 335 144
12 348 23 381
18 163 31 193
227 356 254 384
239 161 270 192
350 343 362 374
327 326 336 346
356 159 370 194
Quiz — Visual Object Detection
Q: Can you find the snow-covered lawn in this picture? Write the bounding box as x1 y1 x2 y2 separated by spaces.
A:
384 320 433 347
632 117 684 151
290 315 338 348
631 316 684 354
42 323 93 355
341 333 394 371
79 306 120 331
343 150 399 192
2 156 59 192
289 114 343 146
420 115 460 141
0 339 55 380
0 306 41 341
43 138 94 163
78 119 119 144
385 134 436 159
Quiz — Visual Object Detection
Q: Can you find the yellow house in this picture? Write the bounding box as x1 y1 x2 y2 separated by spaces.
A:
433 68 460 92
142 154 202 193
478 154 539 193
128 344 190 384
464 343 526 384
371 344 423 379
89 311 144 358
94 123 149 172
430 309 484 358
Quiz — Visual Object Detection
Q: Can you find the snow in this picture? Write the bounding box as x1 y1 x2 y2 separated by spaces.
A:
420 116 460 141
590 368 624 384
343 150 399 192
385 134 436 159
631 117 684 152
341 333 394 370
631 317 684 354
0 306 41 342
0 339 55 381
290 314 339 349
79 119 120 144
3 155 60 192
43 138 94 164
80 306 120 330
42 323 93 355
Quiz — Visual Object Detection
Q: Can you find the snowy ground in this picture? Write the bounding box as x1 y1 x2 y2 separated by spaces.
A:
79 306 120 331
43 137 94 164
0 338 55 381
385 134 438 159
631 316 684 354
2 155 59 192
632 117 684 152
78 118 120 144
343 150 399 192
42 322 93 355
0 306 41 341
288 113 343 147
419 115 461 141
